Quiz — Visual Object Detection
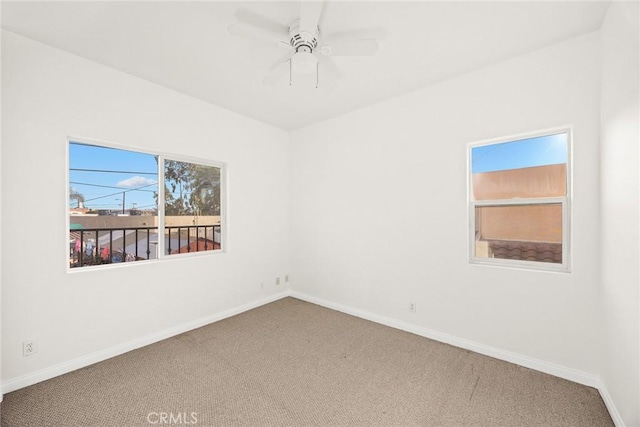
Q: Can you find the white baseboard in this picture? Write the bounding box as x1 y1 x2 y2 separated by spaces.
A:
2 291 291 395
289 291 630 426
597 380 627 427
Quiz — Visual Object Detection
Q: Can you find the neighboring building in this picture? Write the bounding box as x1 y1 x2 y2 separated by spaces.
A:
69 207 90 215
473 164 565 263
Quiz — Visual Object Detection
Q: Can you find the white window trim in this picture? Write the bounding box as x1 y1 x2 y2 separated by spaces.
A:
66 136 227 273
467 127 572 273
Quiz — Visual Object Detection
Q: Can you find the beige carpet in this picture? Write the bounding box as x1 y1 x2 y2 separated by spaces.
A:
1 297 613 426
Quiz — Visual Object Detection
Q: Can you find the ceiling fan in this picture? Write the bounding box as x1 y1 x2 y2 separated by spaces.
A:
227 1 380 88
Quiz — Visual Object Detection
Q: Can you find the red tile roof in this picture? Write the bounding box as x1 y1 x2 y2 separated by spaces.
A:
485 239 562 263
171 238 220 254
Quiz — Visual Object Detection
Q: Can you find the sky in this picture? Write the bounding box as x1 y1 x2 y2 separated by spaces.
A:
471 132 567 174
69 143 159 211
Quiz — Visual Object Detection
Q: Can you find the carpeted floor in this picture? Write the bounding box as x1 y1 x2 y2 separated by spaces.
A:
1 297 613 426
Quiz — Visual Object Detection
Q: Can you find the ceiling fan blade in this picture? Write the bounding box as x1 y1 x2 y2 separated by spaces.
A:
324 38 379 56
227 22 288 46
263 52 295 85
299 1 324 34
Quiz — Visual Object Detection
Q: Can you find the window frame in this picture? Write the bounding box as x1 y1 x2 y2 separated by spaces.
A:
467 127 572 273
66 137 227 273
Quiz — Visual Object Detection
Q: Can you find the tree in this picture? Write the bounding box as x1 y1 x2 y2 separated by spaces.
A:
161 160 220 216
163 160 194 215
69 187 85 208
190 164 221 216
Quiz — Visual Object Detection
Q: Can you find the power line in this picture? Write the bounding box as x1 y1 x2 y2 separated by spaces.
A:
70 168 158 175
83 183 158 202
74 203 121 207
70 181 156 193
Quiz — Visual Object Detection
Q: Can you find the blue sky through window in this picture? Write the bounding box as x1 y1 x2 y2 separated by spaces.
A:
471 133 567 174
69 143 158 211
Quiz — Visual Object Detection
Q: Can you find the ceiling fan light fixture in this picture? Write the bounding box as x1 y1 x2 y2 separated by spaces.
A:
291 50 318 75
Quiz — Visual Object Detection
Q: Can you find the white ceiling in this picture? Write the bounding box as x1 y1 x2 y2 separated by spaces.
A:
1 1 610 130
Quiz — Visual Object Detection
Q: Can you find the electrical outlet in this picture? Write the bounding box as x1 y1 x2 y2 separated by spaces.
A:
23 340 37 357
276 277 281 286
285 274 289 283
409 302 416 313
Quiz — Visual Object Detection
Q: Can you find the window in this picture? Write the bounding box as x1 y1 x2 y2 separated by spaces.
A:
68 141 224 269
163 159 222 256
469 130 570 271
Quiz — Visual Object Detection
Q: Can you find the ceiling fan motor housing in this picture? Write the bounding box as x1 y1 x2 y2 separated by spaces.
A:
289 20 318 53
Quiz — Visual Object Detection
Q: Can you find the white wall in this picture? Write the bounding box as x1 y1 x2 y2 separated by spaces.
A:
291 32 602 377
600 2 640 426
1 31 290 387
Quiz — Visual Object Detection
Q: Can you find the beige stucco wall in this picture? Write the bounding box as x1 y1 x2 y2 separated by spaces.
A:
473 164 565 243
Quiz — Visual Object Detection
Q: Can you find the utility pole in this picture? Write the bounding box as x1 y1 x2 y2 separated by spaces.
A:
122 191 126 215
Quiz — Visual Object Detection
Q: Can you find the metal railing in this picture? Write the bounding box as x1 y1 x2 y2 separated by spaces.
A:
70 225 220 268
166 225 220 255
